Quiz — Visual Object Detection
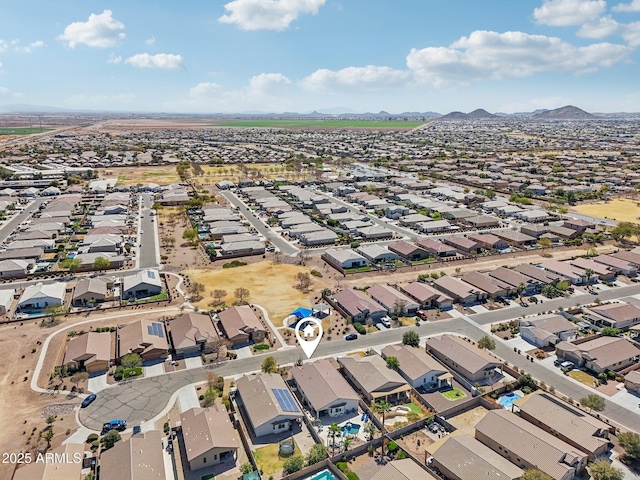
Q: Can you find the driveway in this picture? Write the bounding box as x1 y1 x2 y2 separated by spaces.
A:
177 385 200 412
144 363 166 378
88 374 109 393
184 356 202 369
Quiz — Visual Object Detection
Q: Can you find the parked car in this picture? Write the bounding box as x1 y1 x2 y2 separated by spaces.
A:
380 316 391 328
345 333 358 341
102 419 127 433
81 393 96 408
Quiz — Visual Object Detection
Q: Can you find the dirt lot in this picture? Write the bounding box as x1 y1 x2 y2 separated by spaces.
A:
183 261 330 324
0 304 184 480
191 163 312 184
447 405 491 435
98 165 180 186
572 199 640 223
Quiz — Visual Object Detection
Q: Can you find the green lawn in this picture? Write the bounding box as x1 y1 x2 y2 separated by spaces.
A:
567 369 597 387
212 120 425 128
137 291 168 302
404 403 422 414
253 441 301 475
124 367 143 378
201 474 215 480
346 265 372 273
441 388 468 401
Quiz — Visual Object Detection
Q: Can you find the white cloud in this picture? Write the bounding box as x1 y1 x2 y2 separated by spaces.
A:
189 82 222 98
124 53 184 70
613 0 640 12
406 30 632 86
107 53 122 64
0 86 10 95
533 0 606 26
249 73 291 94
0 40 7 52
300 65 409 93
58 10 125 48
577 16 623 38
623 21 640 46
16 40 46 53
145 36 156 45
219 0 325 31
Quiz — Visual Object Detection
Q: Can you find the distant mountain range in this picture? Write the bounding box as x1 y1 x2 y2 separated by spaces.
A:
0 103 636 120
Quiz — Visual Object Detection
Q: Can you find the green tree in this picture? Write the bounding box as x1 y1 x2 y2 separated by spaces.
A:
182 229 197 241
402 330 420 347
120 353 142 369
589 460 623 480
517 282 526 304
240 462 253 474
283 455 304 474
70 372 89 389
601 327 621 337
580 393 606 412
385 356 400 370
92 257 110 270
307 443 328 465
42 429 54 449
373 400 391 455
610 222 637 242
329 423 341 456
477 335 496 350
584 268 594 290
521 469 553 480
342 436 352 452
101 429 121 450
203 387 217 407
618 431 640 460
538 237 552 252
261 356 277 373
60 258 81 272
518 374 535 389
234 287 250 304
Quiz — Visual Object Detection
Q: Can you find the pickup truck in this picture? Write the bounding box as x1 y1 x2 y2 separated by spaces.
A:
102 419 127 433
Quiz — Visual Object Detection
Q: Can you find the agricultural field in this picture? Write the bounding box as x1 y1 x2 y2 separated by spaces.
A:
98 166 180 186
0 127 53 135
182 261 329 324
572 199 640 224
211 120 426 128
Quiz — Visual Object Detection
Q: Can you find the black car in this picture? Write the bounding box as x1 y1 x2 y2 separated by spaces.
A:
81 394 96 408
345 333 358 341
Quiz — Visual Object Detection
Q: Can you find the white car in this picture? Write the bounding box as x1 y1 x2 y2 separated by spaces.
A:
380 316 391 328
140 230 144 234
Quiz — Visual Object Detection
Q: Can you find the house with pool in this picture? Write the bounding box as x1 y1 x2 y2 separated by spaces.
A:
290 359 359 419
338 354 411 403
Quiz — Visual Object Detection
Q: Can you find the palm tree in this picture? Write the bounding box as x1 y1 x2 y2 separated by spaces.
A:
342 436 352 453
373 400 392 456
516 282 526 305
329 423 341 456
584 268 594 291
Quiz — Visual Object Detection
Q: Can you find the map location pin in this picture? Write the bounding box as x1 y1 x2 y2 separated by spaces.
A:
295 317 323 359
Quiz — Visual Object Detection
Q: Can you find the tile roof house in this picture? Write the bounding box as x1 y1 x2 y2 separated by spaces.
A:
18 281 66 312
426 335 502 384
370 458 433 480
381 344 450 389
236 373 303 437
169 312 221 357
428 434 523 480
12 443 85 480
519 314 578 347
583 302 640 329
417 238 457 257
217 305 265 346
400 282 453 310
338 354 411 403
356 244 399 263
475 410 587 480
62 331 114 373
180 404 239 470
0 258 32 278
461 271 511 298
99 430 166 480
122 269 162 299
433 275 486 305
513 391 611 458
322 248 369 269
367 284 419 315
555 336 640 373
290 359 360 418
388 241 430 261
624 370 640 395
332 288 386 323
73 276 116 306
487 266 541 295
593 254 637 276
118 319 169 361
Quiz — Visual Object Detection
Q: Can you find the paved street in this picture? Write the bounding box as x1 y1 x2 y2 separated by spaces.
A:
0 198 47 243
221 190 299 256
139 192 160 268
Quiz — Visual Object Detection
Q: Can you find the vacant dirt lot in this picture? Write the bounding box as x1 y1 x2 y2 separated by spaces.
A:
183 261 330 324
447 405 491 435
573 199 640 223
99 166 180 185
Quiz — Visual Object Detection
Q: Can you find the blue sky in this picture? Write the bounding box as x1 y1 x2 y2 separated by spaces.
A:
1 0 640 113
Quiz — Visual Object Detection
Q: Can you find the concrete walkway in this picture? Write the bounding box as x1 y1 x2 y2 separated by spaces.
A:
252 303 292 350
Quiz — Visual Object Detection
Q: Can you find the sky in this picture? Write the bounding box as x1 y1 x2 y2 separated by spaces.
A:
1 0 640 114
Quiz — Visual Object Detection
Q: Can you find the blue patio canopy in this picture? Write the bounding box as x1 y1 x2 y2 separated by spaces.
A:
290 307 314 319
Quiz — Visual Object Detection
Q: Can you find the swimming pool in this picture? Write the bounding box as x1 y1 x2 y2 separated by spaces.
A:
498 391 523 409
309 470 336 480
342 422 360 436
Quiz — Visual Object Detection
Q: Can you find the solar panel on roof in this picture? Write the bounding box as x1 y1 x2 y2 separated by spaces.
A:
147 322 164 338
272 388 299 413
